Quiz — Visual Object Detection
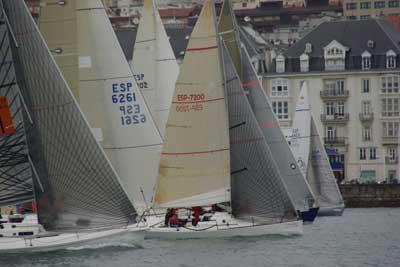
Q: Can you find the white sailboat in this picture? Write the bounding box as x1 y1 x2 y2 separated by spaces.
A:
290 82 345 216
131 0 179 138
0 0 145 253
145 0 302 239
39 0 163 214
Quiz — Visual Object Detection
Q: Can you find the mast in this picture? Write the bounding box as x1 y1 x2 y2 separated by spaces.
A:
153 0 231 208
3 0 137 231
131 0 179 138
39 0 164 213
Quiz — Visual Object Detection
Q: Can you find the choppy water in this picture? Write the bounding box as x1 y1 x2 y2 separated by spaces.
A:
1 208 400 267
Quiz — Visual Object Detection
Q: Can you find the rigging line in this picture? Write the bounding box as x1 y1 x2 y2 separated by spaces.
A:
229 121 246 130
28 156 44 193
161 148 229 156
1 10 18 48
102 142 162 150
79 75 133 82
172 97 225 104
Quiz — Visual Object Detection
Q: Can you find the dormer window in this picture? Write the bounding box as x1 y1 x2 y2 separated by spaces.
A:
362 51 371 70
300 53 309 72
386 50 397 69
324 40 348 71
276 54 285 73
305 43 312 54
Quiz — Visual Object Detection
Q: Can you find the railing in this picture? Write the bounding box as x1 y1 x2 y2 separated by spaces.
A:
321 113 349 123
359 112 374 122
385 157 399 164
320 90 349 99
324 137 346 146
382 136 399 145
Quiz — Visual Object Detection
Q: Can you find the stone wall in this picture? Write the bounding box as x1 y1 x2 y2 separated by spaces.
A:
340 184 400 207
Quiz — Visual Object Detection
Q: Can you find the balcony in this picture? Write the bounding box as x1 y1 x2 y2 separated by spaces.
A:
385 157 399 164
320 90 349 100
324 137 346 146
382 136 399 145
321 113 349 124
359 112 374 122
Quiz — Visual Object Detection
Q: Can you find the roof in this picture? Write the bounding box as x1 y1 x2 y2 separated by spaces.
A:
285 19 400 58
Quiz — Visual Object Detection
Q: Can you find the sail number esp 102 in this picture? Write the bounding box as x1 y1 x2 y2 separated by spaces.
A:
112 82 146 126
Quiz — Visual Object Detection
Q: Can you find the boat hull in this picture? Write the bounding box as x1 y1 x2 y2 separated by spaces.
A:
300 207 319 223
146 220 303 240
0 225 146 253
318 205 345 217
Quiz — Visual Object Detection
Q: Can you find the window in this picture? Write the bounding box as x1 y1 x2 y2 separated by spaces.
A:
382 121 400 137
276 55 285 73
362 53 371 70
389 0 400 8
362 78 370 93
382 98 400 117
270 79 289 97
362 101 372 114
360 148 367 160
369 147 377 160
360 15 371 19
337 101 345 115
347 16 357 20
346 3 357 9
374 1 385 8
326 101 335 115
363 127 372 141
386 50 397 69
326 126 335 140
272 101 289 120
324 79 346 95
300 53 309 72
388 147 397 160
381 75 399 94
360 2 371 9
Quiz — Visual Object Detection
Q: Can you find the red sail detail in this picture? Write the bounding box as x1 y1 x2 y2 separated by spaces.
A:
0 96 16 136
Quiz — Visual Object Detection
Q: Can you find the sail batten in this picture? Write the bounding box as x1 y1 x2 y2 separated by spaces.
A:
154 0 231 208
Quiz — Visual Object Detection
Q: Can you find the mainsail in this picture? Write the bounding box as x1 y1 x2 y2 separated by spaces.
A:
0 15 33 205
3 0 137 231
39 0 163 212
131 0 179 138
154 0 231 208
240 46 315 212
222 43 296 223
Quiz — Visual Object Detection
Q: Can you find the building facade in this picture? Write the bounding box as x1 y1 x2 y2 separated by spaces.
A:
343 0 400 20
264 19 400 183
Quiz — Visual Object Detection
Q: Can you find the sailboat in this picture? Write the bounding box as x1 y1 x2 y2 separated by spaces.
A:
145 0 302 239
131 0 179 138
219 0 319 222
0 0 145 253
38 0 163 214
290 82 345 216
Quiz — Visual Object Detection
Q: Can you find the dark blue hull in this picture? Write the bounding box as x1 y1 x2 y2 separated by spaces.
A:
300 207 319 223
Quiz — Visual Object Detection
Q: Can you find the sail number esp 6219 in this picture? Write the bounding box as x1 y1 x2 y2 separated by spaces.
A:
111 82 147 126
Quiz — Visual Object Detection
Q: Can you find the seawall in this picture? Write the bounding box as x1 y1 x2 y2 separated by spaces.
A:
340 184 400 208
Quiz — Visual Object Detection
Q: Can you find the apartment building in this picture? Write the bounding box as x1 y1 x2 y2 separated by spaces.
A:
264 19 400 183
343 0 400 20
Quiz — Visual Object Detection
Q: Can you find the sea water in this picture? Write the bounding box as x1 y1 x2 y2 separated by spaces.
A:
1 208 400 267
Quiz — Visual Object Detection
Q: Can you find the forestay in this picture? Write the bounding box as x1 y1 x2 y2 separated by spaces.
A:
3 0 137 231
222 43 297 223
240 46 315 212
131 0 179 138
154 0 231 208
0 15 33 206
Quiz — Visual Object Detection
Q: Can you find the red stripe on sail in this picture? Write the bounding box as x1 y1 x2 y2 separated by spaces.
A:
172 97 224 104
259 123 279 129
162 148 229 156
241 81 259 87
187 45 218 52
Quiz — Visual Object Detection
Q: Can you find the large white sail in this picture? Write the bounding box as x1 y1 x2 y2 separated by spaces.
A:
290 82 312 177
39 0 163 213
154 0 231 208
131 0 179 138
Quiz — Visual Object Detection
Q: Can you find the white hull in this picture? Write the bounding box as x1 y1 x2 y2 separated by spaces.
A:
145 213 302 240
0 225 146 253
